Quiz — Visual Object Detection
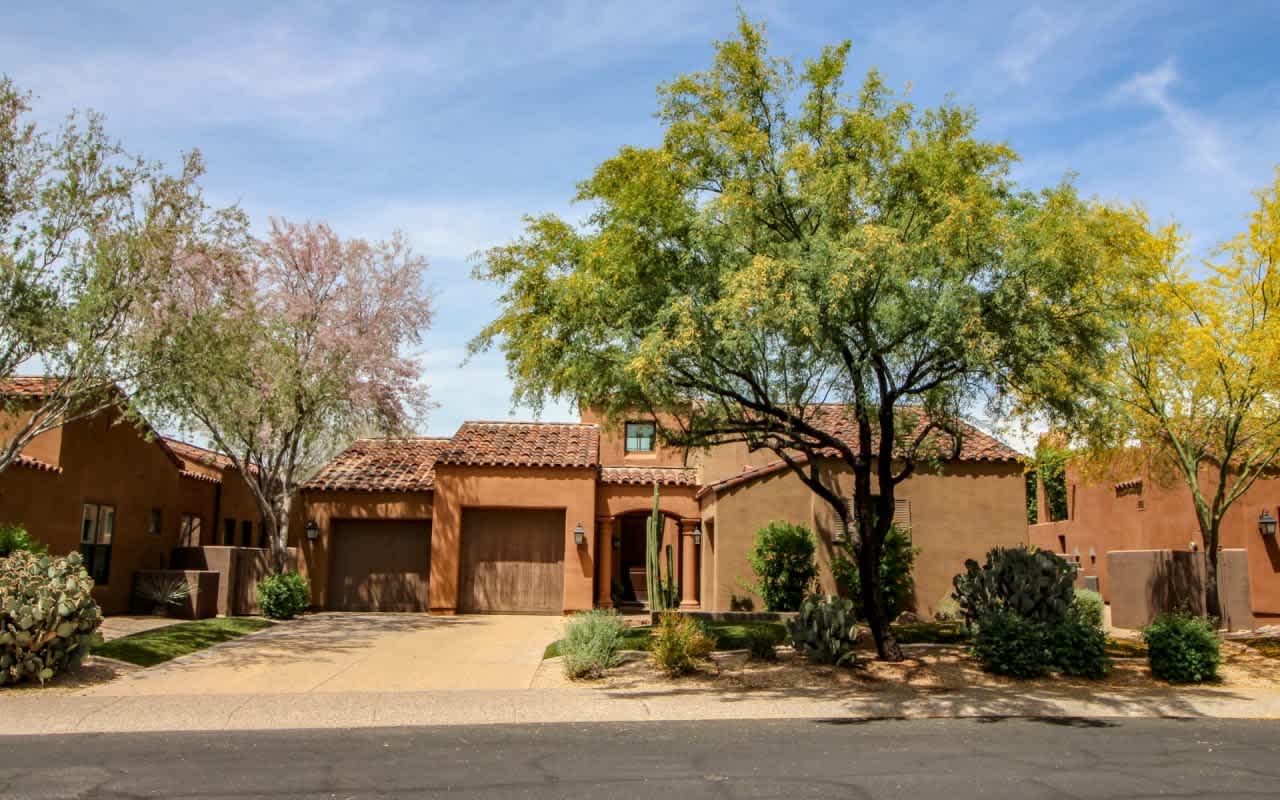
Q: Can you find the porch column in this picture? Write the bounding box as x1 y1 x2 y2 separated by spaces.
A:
679 517 701 609
596 516 615 608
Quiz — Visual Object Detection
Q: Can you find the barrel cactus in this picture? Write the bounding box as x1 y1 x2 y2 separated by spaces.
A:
0 550 102 686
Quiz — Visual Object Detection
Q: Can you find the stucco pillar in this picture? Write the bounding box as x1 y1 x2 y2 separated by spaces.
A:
679 517 701 609
595 516 615 608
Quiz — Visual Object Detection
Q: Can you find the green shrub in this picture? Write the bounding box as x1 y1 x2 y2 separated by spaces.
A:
560 609 628 679
0 524 46 558
748 521 818 612
745 627 780 661
256 572 309 620
1143 613 1221 683
1 550 102 685
1073 589 1104 630
831 524 918 620
1049 610 1111 679
972 608 1050 678
952 545 1075 628
650 610 716 676
787 595 858 666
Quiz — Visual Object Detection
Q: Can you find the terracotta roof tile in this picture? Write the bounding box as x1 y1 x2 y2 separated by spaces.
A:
599 465 698 487
435 422 599 469
178 468 221 484
302 437 449 492
164 438 236 471
0 377 63 397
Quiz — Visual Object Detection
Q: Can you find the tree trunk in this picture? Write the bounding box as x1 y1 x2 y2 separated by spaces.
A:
856 515 904 662
270 492 292 574
1204 537 1222 623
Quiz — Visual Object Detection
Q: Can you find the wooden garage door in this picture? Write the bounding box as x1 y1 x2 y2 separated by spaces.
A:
327 519 431 612
458 509 565 614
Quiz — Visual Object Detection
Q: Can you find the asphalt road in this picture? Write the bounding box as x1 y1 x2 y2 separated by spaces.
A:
1 717 1277 799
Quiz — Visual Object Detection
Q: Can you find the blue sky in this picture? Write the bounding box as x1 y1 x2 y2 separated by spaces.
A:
4 1 1278 442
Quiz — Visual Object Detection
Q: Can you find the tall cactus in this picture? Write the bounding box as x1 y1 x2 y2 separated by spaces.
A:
645 482 679 610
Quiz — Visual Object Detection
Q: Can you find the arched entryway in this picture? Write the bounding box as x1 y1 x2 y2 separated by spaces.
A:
598 510 700 611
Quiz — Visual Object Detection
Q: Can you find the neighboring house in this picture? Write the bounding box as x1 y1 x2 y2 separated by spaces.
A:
1028 460 1280 619
0 378 263 614
298 406 1026 617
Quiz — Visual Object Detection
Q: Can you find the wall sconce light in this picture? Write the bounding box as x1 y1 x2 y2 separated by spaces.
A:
1259 510 1278 537
1189 540 1199 552
573 523 586 546
612 532 621 549
1088 546 1097 564
692 525 702 546
304 520 320 541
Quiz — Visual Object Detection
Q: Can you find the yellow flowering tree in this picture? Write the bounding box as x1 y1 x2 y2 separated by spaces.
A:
472 18 1153 660
1093 171 1280 619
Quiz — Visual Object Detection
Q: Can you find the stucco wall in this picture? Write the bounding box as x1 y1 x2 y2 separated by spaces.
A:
0 411 218 613
1033 462 1280 616
579 408 688 468
430 465 597 614
701 458 1028 617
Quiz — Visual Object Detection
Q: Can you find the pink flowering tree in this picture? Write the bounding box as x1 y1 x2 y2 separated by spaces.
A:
141 219 432 570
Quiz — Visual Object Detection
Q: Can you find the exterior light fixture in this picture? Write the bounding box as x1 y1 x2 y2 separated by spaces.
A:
692 525 702 546
304 520 320 541
573 523 586 546
612 532 621 549
1260 510 1278 537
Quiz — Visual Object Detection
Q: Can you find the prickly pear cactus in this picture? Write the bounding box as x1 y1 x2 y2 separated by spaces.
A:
951 545 1075 628
0 550 102 686
787 595 858 665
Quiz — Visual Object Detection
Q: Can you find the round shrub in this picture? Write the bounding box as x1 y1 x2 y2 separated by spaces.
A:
1073 589 1105 630
972 608 1050 678
748 521 818 612
831 524 918 620
787 594 858 666
1143 613 1220 683
257 572 310 620
1 550 102 686
561 609 628 679
952 545 1075 628
650 611 716 677
0 524 46 558
1049 610 1111 679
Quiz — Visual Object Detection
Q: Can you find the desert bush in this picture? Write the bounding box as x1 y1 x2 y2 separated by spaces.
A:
0 524 46 558
744 626 782 661
787 595 858 666
952 546 1075 628
831 524 918 620
134 574 192 614
1143 613 1220 683
256 572 310 620
650 611 716 676
748 522 818 612
0 550 102 685
1049 609 1111 679
1073 589 1105 630
560 609 628 679
971 608 1050 678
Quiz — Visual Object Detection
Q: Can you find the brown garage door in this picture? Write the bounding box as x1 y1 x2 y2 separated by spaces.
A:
458 509 565 614
327 519 431 612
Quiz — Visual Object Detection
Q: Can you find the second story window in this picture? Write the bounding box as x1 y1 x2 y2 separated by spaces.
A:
625 421 656 453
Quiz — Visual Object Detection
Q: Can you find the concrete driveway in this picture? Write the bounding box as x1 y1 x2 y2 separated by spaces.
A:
87 613 565 696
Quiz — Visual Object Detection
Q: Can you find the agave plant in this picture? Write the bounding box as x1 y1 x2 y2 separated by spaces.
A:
134 574 192 614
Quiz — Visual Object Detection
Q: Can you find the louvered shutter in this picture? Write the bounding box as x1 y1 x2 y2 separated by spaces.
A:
893 498 912 536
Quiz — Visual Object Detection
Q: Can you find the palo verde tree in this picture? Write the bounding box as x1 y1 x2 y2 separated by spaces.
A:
0 76 237 473
1082 170 1280 620
471 19 1152 659
139 219 433 571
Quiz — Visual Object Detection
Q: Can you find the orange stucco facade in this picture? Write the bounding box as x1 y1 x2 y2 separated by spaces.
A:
0 408 263 614
1028 462 1280 617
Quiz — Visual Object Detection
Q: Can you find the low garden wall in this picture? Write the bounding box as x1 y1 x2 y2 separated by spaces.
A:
650 610 797 625
1107 548 1253 631
170 546 298 616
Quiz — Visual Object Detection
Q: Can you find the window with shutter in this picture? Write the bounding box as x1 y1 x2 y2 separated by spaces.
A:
893 498 912 534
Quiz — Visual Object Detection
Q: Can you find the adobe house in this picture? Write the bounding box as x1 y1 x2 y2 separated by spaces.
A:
0 378 264 614
1028 458 1280 621
298 406 1027 618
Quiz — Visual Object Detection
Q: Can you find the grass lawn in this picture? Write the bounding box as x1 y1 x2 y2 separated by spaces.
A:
1238 637 1280 659
1105 637 1148 658
91 617 274 667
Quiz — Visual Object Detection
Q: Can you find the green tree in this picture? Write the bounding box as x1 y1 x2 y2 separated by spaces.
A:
0 77 238 472
471 19 1151 659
